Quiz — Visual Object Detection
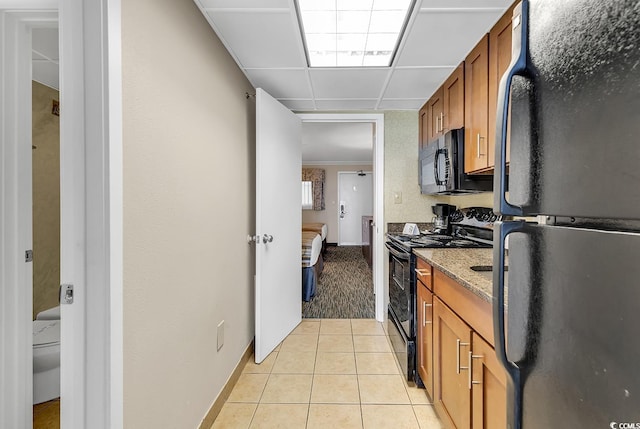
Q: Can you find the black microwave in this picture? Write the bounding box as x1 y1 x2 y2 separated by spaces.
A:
419 128 493 195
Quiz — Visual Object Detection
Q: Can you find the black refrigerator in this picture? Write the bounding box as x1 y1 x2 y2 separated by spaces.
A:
492 1 640 429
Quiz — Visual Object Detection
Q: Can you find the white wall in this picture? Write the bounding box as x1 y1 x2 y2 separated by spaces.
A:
122 0 255 427
302 164 372 243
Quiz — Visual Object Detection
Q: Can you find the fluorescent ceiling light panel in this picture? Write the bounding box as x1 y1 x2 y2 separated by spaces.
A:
297 0 413 67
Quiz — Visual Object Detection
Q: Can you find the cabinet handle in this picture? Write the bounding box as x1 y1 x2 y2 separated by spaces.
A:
476 133 485 157
469 352 484 389
456 339 470 374
423 302 433 326
415 268 431 277
440 112 445 132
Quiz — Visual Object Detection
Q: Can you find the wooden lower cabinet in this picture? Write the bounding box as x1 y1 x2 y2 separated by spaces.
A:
434 297 473 429
417 277 434 398
431 294 507 429
471 333 507 429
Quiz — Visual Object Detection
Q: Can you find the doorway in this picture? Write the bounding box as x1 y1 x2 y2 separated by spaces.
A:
298 113 385 322
31 26 62 425
338 171 373 246
0 3 121 428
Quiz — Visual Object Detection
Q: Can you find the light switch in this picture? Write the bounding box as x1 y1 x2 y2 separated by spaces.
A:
394 191 402 204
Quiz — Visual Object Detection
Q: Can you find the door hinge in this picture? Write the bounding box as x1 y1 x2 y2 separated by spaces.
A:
25 250 33 262
60 284 74 304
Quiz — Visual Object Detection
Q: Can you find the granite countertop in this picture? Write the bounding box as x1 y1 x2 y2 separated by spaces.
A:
413 248 503 304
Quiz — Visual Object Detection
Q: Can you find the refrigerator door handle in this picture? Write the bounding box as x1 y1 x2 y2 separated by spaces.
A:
493 220 527 429
494 0 530 217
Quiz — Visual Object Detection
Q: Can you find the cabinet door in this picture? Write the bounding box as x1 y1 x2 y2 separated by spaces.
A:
464 35 490 173
434 297 472 429
471 333 507 429
417 279 434 398
443 63 464 132
427 87 444 142
488 7 514 166
419 104 429 150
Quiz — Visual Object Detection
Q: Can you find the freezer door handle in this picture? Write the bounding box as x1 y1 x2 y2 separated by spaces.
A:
493 220 527 429
494 0 530 217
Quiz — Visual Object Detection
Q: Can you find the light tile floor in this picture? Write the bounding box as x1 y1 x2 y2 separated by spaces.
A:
211 319 443 429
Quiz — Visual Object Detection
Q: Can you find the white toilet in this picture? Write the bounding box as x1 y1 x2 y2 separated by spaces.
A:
36 305 60 320
33 318 60 404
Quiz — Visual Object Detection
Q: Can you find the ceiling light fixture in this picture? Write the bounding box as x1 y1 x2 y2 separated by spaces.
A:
296 0 415 68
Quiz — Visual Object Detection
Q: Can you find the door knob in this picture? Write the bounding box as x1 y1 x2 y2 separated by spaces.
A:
262 234 274 243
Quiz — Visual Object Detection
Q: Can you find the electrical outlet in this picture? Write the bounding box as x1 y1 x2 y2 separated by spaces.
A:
394 191 402 204
217 320 224 351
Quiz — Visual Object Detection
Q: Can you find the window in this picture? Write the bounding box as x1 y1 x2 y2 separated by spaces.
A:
302 181 313 210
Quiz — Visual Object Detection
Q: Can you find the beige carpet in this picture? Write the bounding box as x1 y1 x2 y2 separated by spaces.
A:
302 246 375 319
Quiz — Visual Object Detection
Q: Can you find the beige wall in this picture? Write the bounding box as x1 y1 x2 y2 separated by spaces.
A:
31 81 60 320
384 111 449 225
122 1 255 427
383 111 493 227
302 164 373 243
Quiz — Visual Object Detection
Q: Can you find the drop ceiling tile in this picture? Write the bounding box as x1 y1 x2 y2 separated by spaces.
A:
419 0 512 9
314 99 378 110
397 10 502 66
280 99 316 111
199 0 290 8
384 67 454 99
206 10 306 68
246 69 311 99
377 99 425 110
310 68 390 99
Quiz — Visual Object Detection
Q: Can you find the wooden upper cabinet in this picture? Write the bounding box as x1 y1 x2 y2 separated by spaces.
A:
471 333 507 429
427 87 445 143
489 5 515 167
443 63 465 132
464 35 490 174
419 104 429 150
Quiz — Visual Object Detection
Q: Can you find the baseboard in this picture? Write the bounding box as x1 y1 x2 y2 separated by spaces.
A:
199 340 254 429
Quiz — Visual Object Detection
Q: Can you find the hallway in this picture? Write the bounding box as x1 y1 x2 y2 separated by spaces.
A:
212 319 442 429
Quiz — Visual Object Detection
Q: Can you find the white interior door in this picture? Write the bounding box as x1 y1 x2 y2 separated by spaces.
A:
255 88 302 363
338 172 373 245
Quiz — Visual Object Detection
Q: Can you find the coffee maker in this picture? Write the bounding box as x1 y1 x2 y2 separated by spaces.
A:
431 204 456 234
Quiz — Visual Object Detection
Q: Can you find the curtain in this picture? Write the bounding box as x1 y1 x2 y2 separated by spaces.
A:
302 168 325 211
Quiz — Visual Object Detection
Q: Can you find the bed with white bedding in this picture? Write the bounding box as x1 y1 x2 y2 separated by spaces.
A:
301 231 323 301
302 222 328 255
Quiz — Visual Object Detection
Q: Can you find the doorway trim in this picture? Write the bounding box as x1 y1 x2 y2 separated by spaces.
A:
0 1 122 428
297 113 385 322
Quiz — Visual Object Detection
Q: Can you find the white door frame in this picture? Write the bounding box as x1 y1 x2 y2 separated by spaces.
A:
337 170 373 246
0 1 122 428
297 113 385 322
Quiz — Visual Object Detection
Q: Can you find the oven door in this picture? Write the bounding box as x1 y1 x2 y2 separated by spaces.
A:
385 241 414 339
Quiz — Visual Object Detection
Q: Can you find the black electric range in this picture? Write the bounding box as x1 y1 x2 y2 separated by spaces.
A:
384 207 498 386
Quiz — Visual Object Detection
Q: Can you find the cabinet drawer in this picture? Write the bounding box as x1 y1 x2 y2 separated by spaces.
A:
415 258 433 291
433 269 494 347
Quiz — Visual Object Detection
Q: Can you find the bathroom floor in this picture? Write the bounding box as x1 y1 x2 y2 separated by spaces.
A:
33 398 60 429
211 319 442 429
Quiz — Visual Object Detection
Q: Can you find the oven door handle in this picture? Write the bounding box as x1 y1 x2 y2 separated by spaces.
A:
385 242 410 260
